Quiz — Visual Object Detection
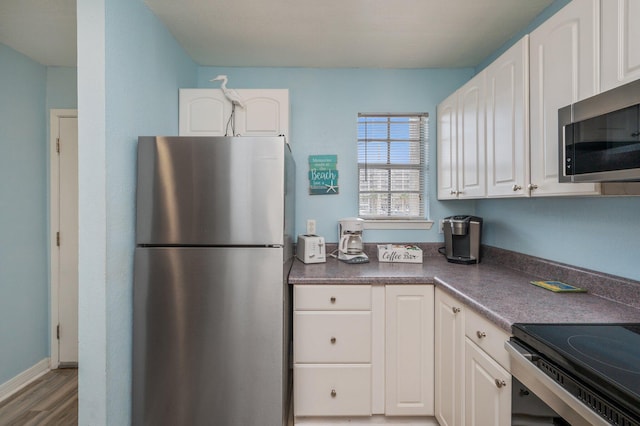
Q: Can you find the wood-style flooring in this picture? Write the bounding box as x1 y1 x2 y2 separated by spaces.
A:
0 368 77 426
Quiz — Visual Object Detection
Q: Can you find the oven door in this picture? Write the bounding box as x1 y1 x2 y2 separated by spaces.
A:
506 340 610 426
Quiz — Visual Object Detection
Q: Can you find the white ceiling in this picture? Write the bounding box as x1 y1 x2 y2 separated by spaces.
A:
0 0 76 67
0 0 554 69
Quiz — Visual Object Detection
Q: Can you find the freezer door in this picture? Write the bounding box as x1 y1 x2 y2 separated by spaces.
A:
136 136 287 245
133 247 289 426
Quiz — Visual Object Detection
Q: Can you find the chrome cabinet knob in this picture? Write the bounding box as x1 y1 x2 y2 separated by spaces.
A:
476 330 487 339
528 183 538 191
330 297 336 304
450 190 457 195
512 184 522 191
452 307 461 314
330 337 336 344
495 379 506 388
331 389 337 397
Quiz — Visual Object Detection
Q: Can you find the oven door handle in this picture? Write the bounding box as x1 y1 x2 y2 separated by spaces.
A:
505 340 610 426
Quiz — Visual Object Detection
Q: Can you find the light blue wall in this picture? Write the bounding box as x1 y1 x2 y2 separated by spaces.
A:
476 197 640 280
77 0 197 423
197 67 476 242
0 44 49 385
46 67 78 110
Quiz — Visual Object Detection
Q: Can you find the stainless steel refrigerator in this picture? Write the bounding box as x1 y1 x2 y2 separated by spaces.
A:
133 136 295 426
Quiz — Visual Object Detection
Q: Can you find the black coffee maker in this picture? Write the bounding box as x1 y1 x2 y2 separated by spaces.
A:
443 215 482 264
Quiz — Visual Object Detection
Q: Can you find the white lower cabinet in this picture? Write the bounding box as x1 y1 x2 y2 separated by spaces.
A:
434 288 512 426
293 284 435 424
434 289 465 426
385 285 434 416
294 365 372 416
464 339 511 426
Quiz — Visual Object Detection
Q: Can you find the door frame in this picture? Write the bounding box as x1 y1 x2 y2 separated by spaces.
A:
49 108 78 369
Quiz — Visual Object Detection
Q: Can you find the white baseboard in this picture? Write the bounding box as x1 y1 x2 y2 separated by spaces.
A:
294 415 439 425
0 358 50 403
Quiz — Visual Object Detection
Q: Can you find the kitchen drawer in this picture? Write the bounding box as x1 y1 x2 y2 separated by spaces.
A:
294 311 371 363
294 364 372 416
465 308 511 370
294 285 371 311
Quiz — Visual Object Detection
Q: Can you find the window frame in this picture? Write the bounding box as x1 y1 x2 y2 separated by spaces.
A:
357 113 432 230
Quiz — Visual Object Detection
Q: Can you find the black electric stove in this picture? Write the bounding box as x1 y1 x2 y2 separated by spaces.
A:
512 323 640 425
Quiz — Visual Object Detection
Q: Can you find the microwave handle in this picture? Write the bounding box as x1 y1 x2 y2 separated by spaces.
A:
558 105 573 183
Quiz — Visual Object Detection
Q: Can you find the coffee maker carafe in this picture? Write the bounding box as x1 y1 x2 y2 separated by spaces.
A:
443 215 482 264
337 217 369 263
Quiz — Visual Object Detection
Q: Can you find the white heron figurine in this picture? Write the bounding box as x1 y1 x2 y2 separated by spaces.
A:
210 74 246 136
210 75 246 108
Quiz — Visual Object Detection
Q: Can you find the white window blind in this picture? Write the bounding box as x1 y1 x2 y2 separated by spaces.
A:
357 113 428 219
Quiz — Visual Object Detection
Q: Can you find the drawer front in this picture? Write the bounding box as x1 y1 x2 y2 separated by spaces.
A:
294 312 371 363
294 285 371 311
465 308 511 370
294 365 372 416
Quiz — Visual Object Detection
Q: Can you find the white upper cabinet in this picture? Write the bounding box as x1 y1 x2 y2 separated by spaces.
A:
457 72 487 199
529 0 601 196
601 0 640 91
437 72 486 200
437 92 458 200
485 36 530 197
179 89 290 139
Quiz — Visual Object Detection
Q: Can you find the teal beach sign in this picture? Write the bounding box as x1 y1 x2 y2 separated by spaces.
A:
308 155 339 195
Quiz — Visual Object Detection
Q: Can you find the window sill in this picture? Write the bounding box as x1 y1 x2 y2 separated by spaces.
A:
361 219 434 230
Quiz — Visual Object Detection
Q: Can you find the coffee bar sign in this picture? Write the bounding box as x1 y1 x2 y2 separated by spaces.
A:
308 155 338 195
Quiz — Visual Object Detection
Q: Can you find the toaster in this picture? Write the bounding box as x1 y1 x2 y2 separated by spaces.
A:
296 235 326 264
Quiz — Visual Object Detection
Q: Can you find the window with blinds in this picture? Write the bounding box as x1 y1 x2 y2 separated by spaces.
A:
357 113 428 219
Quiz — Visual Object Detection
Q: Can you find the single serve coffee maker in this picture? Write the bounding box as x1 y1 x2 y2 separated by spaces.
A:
337 217 369 264
443 215 482 264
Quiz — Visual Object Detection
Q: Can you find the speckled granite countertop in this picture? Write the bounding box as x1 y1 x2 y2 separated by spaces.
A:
289 246 640 333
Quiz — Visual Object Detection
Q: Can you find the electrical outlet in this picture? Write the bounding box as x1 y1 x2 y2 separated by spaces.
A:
439 219 444 234
306 219 316 235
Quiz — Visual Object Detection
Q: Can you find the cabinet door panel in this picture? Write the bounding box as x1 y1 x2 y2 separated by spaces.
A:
179 89 229 136
465 339 511 426
486 36 529 197
235 89 290 139
435 289 465 426
529 0 600 196
601 0 640 91
457 73 486 199
437 93 458 199
385 285 434 416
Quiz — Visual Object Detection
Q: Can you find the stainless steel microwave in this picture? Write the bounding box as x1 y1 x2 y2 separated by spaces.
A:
559 78 640 182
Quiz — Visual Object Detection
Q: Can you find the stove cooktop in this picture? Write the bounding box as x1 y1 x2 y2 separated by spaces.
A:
512 323 640 422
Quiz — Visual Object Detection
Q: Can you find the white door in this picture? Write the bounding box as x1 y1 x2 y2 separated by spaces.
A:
50 110 79 366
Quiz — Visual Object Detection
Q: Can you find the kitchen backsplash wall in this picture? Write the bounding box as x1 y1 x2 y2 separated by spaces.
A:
476 197 640 282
